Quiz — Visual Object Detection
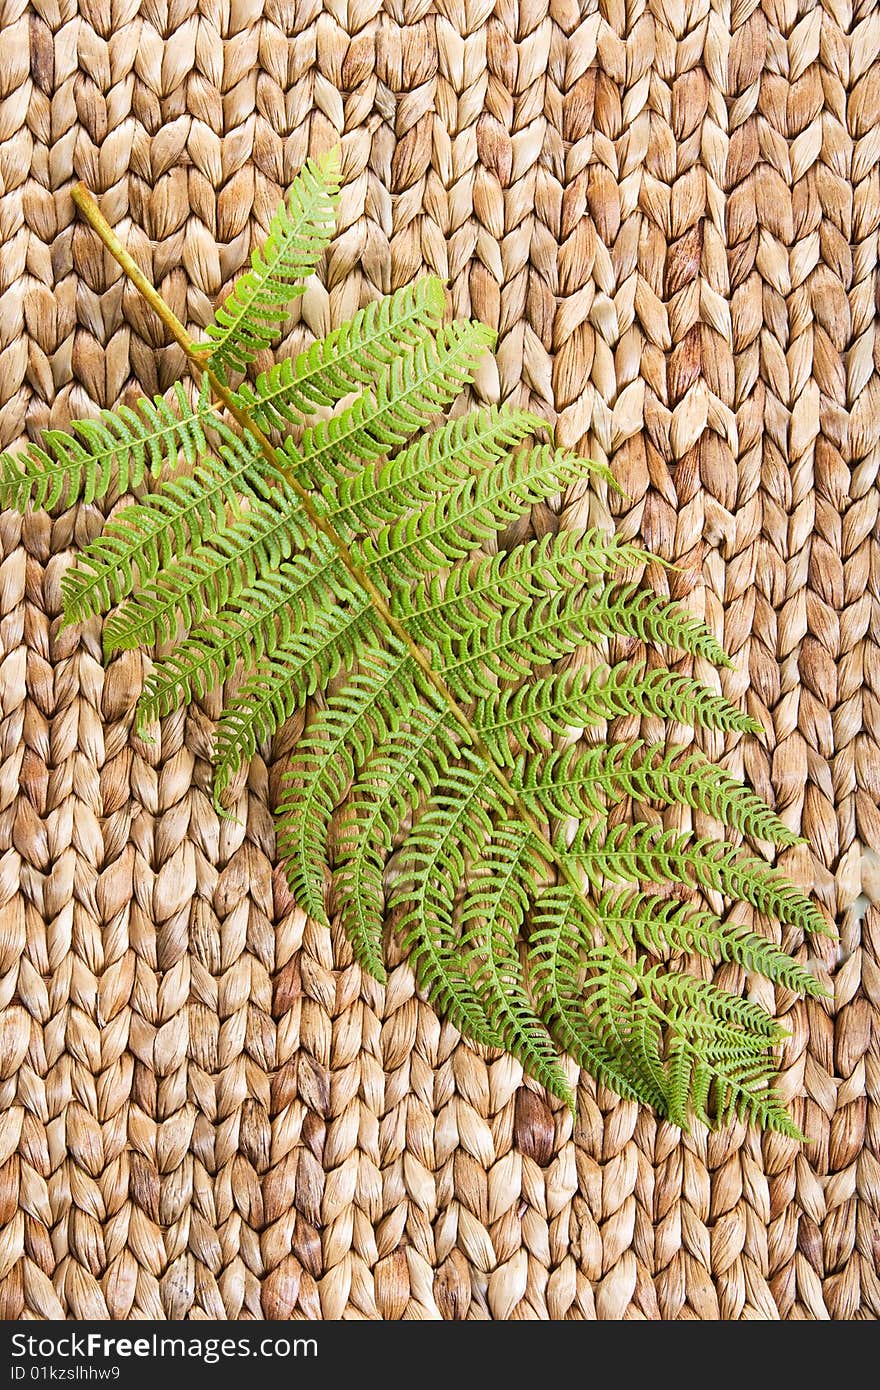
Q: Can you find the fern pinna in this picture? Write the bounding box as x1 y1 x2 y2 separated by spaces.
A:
1 151 831 1137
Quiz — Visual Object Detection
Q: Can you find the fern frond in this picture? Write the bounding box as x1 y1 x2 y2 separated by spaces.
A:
589 585 733 666
286 320 497 492
588 663 764 733
529 889 672 1109
441 577 730 701
457 822 574 1107
234 278 446 430
567 942 672 1111
529 890 794 1131
396 531 651 648
138 478 633 721
648 971 800 1135
108 475 313 654
661 1034 797 1135
331 403 546 532
639 987 792 1134
44 169 828 1137
135 541 338 721
62 422 267 625
120 321 497 651
204 151 341 378
597 983 671 1111
474 663 761 767
390 536 724 702
0 384 208 513
654 967 782 1041
331 703 461 980
388 763 511 1050
355 449 613 586
562 821 830 937
514 742 800 847
276 638 417 940
665 1040 706 1130
212 599 380 800
593 889 825 997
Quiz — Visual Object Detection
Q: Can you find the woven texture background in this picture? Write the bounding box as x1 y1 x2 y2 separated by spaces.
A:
3 0 880 1320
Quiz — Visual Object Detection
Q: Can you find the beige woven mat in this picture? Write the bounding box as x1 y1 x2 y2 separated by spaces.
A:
2 0 879 1321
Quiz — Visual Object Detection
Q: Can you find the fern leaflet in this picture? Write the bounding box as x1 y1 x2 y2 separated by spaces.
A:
204 151 341 378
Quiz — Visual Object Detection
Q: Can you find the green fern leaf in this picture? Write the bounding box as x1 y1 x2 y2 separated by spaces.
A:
441 578 730 701
356 449 613 587
475 663 761 767
331 703 460 981
0 384 209 513
135 541 338 720
576 947 671 1111
650 972 800 1135
654 967 782 1042
234 278 446 430
62 421 266 626
529 889 672 1109
531 895 794 1132
586 663 764 733
212 599 379 800
34 165 830 1137
285 319 497 493
108 480 310 654
204 151 341 378
276 638 417 940
388 764 511 1050
562 821 829 937
332 403 546 533
592 889 825 998
589 584 733 666
514 742 800 847
116 321 496 653
397 531 650 651
458 822 575 1107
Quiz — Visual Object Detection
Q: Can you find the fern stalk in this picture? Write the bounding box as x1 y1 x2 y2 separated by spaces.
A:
70 178 604 983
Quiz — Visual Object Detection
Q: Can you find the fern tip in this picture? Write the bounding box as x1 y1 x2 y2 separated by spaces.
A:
317 142 341 171
545 1077 577 1114
809 982 832 1001
422 275 448 316
808 911 836 940
578 457 627 498
213 795 244 826
476 322 498 352
311 144 344 196
363 959 388 985
771 1114 808 1143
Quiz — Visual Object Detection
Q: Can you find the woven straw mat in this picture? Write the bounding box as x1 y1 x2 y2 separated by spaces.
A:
2 0 880 1322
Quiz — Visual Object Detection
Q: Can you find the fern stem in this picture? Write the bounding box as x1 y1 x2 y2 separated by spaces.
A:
71 185 212 364
71 182 598 919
